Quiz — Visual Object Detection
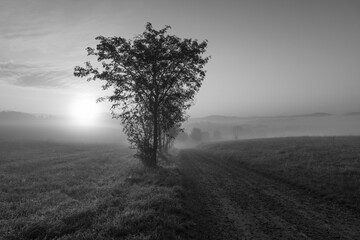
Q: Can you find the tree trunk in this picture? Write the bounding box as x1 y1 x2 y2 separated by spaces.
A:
151 106 158 167
158 128 162 152
163 133 167 152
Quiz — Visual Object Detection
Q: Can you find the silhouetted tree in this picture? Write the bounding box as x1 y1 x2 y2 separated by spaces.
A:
158 100 187 151
191 128 203 142
162 123 182 151
74 23 209 167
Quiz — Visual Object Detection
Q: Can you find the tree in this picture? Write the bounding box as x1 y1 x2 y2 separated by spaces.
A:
157 99 187 151
162 123 182 151
74 23 209 167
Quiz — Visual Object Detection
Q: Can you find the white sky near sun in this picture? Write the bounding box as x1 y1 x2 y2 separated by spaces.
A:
0 0 360 118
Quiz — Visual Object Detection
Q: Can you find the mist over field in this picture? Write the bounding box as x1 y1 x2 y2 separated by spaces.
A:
0 111 126 143
168 113 360 150
183 113 360 140
2 111 360 145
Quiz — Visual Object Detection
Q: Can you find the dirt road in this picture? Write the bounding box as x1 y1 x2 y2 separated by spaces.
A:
179 149 360 240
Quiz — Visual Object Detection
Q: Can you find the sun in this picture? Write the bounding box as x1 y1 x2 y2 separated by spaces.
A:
70 98 100 126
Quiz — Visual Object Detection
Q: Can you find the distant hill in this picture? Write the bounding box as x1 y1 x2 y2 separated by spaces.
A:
0 111 38 124
345 112 360 116
190 112 334 122
0 111 65 125
197 115 243 121
286 112 333 118
0 110 118 126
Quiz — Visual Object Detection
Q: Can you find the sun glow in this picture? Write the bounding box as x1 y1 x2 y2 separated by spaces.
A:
70 98 100 126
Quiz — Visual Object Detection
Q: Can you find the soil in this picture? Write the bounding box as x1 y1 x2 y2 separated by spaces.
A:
179 148 360 240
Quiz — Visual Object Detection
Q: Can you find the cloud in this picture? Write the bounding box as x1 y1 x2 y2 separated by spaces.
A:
0 62 72 88
3 30 53 39
0 62 35 70
0 16 54 40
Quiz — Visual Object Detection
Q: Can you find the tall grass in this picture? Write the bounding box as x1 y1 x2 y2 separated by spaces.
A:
0 141 190 240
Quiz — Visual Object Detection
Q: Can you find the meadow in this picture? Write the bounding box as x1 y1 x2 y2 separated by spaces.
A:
2 136 360 239
202 136 360 212
0 141 190 240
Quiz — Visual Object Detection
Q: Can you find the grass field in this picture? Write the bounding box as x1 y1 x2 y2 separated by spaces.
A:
2 136 359 239
0 141 190 240
202 136 360 212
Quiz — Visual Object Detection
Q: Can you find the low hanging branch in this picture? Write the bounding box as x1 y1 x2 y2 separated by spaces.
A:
74 22 209 167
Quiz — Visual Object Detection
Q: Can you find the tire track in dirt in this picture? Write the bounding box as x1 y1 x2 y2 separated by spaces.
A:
179 148 360 240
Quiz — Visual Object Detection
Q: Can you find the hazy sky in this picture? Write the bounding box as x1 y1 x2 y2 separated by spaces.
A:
1 0 359 117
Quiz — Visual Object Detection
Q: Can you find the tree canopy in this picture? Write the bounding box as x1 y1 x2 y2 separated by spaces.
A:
74 23 209 166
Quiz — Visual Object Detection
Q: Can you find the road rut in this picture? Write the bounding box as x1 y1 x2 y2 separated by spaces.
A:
179 148 360 240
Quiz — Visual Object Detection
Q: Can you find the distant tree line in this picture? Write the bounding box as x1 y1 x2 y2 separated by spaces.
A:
175 124 268 143
174 128 222 142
